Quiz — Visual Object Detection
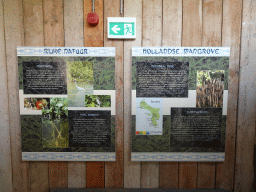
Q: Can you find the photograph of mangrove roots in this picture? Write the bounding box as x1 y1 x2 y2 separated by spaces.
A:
196 70 224 108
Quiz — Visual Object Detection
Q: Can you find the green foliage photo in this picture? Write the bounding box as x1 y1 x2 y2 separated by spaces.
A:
85 95 111 107
67 61 93 83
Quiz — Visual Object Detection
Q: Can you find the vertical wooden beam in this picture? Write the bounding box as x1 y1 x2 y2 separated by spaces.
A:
86 162 105 188
84 0 105 188
104 0 124 188
0 0 13 191
141 0 162 188
160 0 182 188
43 0 64 47
43 0 68 189
197 0 222 188
180 0 202 188
23 1 49 191
64 0 86 188
234 0 256 191
216 0 243 190
84 0 104 47
3 0 26 191
123 0 142 188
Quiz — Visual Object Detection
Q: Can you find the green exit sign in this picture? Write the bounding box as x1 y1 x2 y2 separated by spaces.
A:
108 17 136 39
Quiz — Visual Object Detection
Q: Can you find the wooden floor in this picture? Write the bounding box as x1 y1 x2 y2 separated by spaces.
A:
0 0 255 192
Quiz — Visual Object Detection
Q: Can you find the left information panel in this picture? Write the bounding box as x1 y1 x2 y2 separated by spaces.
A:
18 47 116 161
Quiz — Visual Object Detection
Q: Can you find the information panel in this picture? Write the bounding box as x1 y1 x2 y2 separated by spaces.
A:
18 47 116 161
131 47 230 161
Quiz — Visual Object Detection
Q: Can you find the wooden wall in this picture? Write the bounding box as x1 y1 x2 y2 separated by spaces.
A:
0 0 255 191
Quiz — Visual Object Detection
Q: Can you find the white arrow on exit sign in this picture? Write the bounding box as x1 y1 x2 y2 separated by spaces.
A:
112 25 121 34
108 17 136 39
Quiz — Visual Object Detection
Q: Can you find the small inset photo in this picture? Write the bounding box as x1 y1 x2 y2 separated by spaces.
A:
85 95 111 107
24 98 50 110
42 98 69 148
196 70 224 108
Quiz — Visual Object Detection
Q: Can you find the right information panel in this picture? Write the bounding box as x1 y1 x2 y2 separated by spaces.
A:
131 47 230 161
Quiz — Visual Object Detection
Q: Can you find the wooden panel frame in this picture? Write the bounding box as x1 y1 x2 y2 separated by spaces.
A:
3 0 25 191
216 0 243 190
0 0 13 191
123 0 142 188
234 0 256 191
104 0 124 188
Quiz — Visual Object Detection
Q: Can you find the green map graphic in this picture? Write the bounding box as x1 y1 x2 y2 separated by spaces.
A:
140 100 160 126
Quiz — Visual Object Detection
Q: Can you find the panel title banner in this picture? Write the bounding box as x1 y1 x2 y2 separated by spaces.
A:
17 47 115 57
132 47 230 57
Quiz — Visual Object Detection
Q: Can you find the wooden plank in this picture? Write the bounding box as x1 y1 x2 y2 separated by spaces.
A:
30 162 49 192
234 0 256 191
182 0 202 47
215 0 243 190
159 163 178 188
43 0 64 47
197 0 222 188
104 0 124 188
180 0 202 189
49 162 68 189
162 0 182 47
123 0 142 188
68 162 86 188
141 0 162 188
0 1 13 191
159 0 182 188
84 0 105 188
84 0 103 47
86 162 104 188
202 0 222 47
3 0 26 191
23 1 49 192
23 0 44 46
64 0 84 47
179 163 198 189
43 0 68 190
64 0 86 188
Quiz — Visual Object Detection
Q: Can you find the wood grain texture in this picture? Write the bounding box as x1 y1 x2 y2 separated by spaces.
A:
3 0 25 191
84 0 103 47
30 162 49 192
234 0 256 191
182 0 202 47
179 163 197 189
123 0 142 188
68 162 86 188
202 0 222 47
216 0 243 190
23 0 44 46
84 0 105 188
180 0 202 188
86 162 104 188
43 0 68 190
141 0 162 188
0 1 13 191
49 162 68 189
43 0 64 47
64 0 84 47
142 0 162 47
104 0 124 188
197 163 215 188
23 1 49 191
162 0 182 47
159 0 182 188
159 163 178 188
197 0 222 188
64 0 86 188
